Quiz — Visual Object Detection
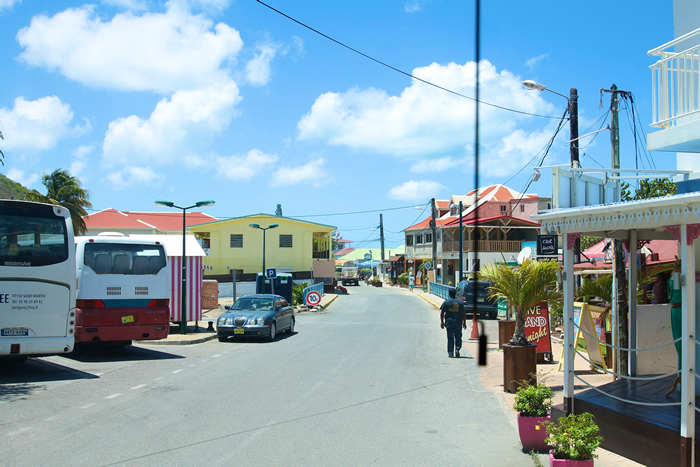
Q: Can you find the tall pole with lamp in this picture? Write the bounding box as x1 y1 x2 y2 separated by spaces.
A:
249 223 279 294
155 200 215 335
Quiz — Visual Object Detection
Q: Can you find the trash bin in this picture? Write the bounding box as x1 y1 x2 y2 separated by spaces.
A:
256 273 293 304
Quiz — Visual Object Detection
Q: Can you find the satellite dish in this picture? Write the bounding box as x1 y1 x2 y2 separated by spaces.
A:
516 247 532 265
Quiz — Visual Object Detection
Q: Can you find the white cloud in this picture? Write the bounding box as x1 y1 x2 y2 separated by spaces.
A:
214 149 278 181
270 158 329 188
292 36 305 58
245 42 280 86
525 54 548 70
297 60 556 177
102 80 241 166
6 168 40 188
101 0 149 11
107 166 164 189
387 180 446 201
0 0 20 11
405 0 424 13
410 156 460 173
17 4 243 93
0 96 75 151
70 144 94 178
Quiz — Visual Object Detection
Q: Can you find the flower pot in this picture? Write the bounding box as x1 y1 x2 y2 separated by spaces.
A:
498 319 516 349
502 343 537 393
549 450 594 466
517 413 550 452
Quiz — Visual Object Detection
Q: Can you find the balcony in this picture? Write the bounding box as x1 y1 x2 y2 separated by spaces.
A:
648 28 700 152
442 240 521 253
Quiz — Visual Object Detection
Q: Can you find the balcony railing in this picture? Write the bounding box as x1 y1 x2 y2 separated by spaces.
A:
649 28 700 128
313 251 330 259
442 240 521 253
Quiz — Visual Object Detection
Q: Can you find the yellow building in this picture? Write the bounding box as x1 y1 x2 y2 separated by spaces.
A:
189 214 336 279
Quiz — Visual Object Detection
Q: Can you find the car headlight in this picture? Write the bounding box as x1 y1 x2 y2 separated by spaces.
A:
218 317 226 325
218 317 232 325
256 318 265 325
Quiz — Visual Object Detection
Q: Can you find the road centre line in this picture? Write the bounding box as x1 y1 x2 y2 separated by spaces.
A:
211 354 221 358
172 369 183 374
80 403 96 409
105 393 122 399
8 427 32 436
130 384 147 390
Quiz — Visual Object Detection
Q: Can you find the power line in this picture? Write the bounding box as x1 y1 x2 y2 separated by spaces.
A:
256 0 561 120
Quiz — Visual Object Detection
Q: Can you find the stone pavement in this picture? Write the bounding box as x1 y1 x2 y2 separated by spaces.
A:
135 293 339 346
417 291 642 467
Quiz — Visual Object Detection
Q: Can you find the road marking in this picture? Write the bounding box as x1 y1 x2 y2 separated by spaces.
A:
172 369 183 374
188 364 196 367
130 384 147 390
80 403 96 409
211 354 221 358
330 358 348 375
153 377 164 381
8 427 32 436
95 373 104 376
105 393 122 399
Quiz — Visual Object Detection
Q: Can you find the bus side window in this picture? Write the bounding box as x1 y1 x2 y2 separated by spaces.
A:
95 254 112 274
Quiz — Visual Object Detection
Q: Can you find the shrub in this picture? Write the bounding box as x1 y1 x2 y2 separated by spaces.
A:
371 277 382 285
542 413 602 461
292 282 309 306
513 379 552 417
398 273 409 285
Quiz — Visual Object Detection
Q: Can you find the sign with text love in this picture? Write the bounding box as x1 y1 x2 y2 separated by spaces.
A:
524 302 552 355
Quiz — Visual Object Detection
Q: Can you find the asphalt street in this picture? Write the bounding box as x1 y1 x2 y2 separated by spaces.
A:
0 285 531 466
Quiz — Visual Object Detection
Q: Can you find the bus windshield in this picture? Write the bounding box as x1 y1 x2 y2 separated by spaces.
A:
0 203 69 267
83 243 166 275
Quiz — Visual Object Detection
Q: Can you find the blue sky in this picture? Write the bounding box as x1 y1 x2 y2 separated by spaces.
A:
0 0 675 250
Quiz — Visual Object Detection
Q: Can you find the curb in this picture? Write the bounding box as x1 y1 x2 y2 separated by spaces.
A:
417 293 441 310
135 333 219 346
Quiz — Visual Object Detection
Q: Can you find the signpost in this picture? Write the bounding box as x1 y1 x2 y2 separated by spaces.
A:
305 290 322 306
524 302 553 362
266 268 276 295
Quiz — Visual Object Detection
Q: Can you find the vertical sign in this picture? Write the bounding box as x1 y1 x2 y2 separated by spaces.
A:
524 302 552 355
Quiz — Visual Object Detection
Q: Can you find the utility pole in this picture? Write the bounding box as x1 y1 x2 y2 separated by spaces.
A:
608 83 628 377
430 198 438 283
570 87 581 266
379 214 385 261
459 201 464 284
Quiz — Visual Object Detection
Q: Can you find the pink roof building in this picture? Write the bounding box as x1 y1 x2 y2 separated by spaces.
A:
83 208 219 236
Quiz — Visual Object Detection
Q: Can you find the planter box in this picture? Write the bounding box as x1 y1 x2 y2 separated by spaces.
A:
503 343 537 393
498 320 516 349
549 450 594 466
518 413 550 452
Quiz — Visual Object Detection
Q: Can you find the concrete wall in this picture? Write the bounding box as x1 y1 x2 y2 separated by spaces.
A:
636 304 677 375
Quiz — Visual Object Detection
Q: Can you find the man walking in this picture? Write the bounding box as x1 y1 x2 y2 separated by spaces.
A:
409 274 415 292
440 288 466 358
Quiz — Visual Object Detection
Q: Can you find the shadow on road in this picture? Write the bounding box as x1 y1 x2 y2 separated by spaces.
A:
218 331 296 345
65 344 185 363
0 358 97 401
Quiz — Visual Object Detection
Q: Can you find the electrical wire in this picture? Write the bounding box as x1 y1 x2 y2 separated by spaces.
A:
256 0 561 120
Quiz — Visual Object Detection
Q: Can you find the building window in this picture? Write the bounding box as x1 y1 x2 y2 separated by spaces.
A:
279 234 293 248
500 205 507 213
415 233 423 244
406 235 414 246
520 205 525 213
437 230 441 241
230 234 243 248
425 232 433 244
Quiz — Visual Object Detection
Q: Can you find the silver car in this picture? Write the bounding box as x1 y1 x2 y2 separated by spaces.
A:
217 294 295 342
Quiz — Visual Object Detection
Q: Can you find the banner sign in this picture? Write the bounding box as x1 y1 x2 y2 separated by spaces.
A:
537 235 558 256
524 302 552 354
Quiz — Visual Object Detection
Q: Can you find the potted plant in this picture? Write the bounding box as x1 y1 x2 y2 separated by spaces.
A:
542 412 602 466
480 259 563 393
397 273 409 288
513 378 552 452
371 277 382 287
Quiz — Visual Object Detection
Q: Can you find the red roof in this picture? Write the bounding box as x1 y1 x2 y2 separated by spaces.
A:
334 247 356 257
84 208 219 232
577 239 678 269
465 184 537 202
443 215 540 228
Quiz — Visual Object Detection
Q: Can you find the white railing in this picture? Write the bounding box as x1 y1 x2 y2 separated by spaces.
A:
649 28 700 128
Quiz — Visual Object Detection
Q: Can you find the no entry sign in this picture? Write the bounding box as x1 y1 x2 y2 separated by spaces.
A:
305 291 322 306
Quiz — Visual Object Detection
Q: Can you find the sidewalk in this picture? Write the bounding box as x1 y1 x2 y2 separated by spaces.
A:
417 291 642 467
136 293 339 346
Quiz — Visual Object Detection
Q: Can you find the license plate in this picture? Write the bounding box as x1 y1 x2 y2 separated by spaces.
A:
121 315 134 324
234 328 244 335
2 328 28 336
477 298 484 302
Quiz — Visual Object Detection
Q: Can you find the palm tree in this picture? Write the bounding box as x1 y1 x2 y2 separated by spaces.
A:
480 259 563 346
27 169 92 235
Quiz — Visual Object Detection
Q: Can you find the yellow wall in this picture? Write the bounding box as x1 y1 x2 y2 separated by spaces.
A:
189 214 334 275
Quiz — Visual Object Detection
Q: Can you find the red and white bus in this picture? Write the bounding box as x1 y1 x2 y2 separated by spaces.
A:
74 234 170 345
0 200 76 361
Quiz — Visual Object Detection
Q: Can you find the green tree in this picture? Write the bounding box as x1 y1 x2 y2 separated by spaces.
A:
621 178 676 201
275 204 283 217
27 169 92 235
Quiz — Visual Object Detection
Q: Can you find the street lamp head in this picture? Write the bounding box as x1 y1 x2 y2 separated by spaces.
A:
269 224 279 229
532 168 541 182
522 80 546 91
249 223 261 229
195 200 215 208
155 200 175 207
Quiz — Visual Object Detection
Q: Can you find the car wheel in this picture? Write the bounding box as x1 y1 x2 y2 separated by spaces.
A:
218 335 228 342
269 322 276 341
286 318 295 334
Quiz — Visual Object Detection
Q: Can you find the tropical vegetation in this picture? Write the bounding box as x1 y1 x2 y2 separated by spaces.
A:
513 379 553 417
480 259 563 346
542 412 602 461
27 169 92 235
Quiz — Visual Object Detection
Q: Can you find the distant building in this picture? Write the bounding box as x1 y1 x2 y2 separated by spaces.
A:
83 208 218 236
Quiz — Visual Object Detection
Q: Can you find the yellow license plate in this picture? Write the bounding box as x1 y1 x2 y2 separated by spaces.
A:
121 315 134 324
477 298 484 302
234 328 244 334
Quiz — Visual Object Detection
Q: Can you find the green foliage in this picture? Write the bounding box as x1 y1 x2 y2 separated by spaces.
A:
579 235 602 252
575 276 612 303
542 413 602 461
621 178 676 202
513 379 552 417
480 259 563 346
360 268 372 275
398 273 409 285
371 277 382 285
0 173 31 200
275 204 283 217
292 282 309 306
27 169 92 235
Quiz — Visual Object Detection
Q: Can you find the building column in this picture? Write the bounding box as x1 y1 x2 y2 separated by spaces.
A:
564 232 577 414
628 230 638 376
680 225 695 467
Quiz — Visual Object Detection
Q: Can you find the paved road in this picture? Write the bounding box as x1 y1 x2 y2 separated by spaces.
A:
0 285 531 466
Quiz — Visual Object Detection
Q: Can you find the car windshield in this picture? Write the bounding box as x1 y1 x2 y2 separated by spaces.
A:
232 297 274 311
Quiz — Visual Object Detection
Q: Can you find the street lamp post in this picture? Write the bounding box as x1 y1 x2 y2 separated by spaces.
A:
249 223 278 294
155 200 215 335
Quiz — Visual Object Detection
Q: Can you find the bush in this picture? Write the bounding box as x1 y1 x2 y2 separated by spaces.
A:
513 379 552 417
542 413 602 461
360 268 372 276
398 273 409 285
371 277 382 285
292 282 309 306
